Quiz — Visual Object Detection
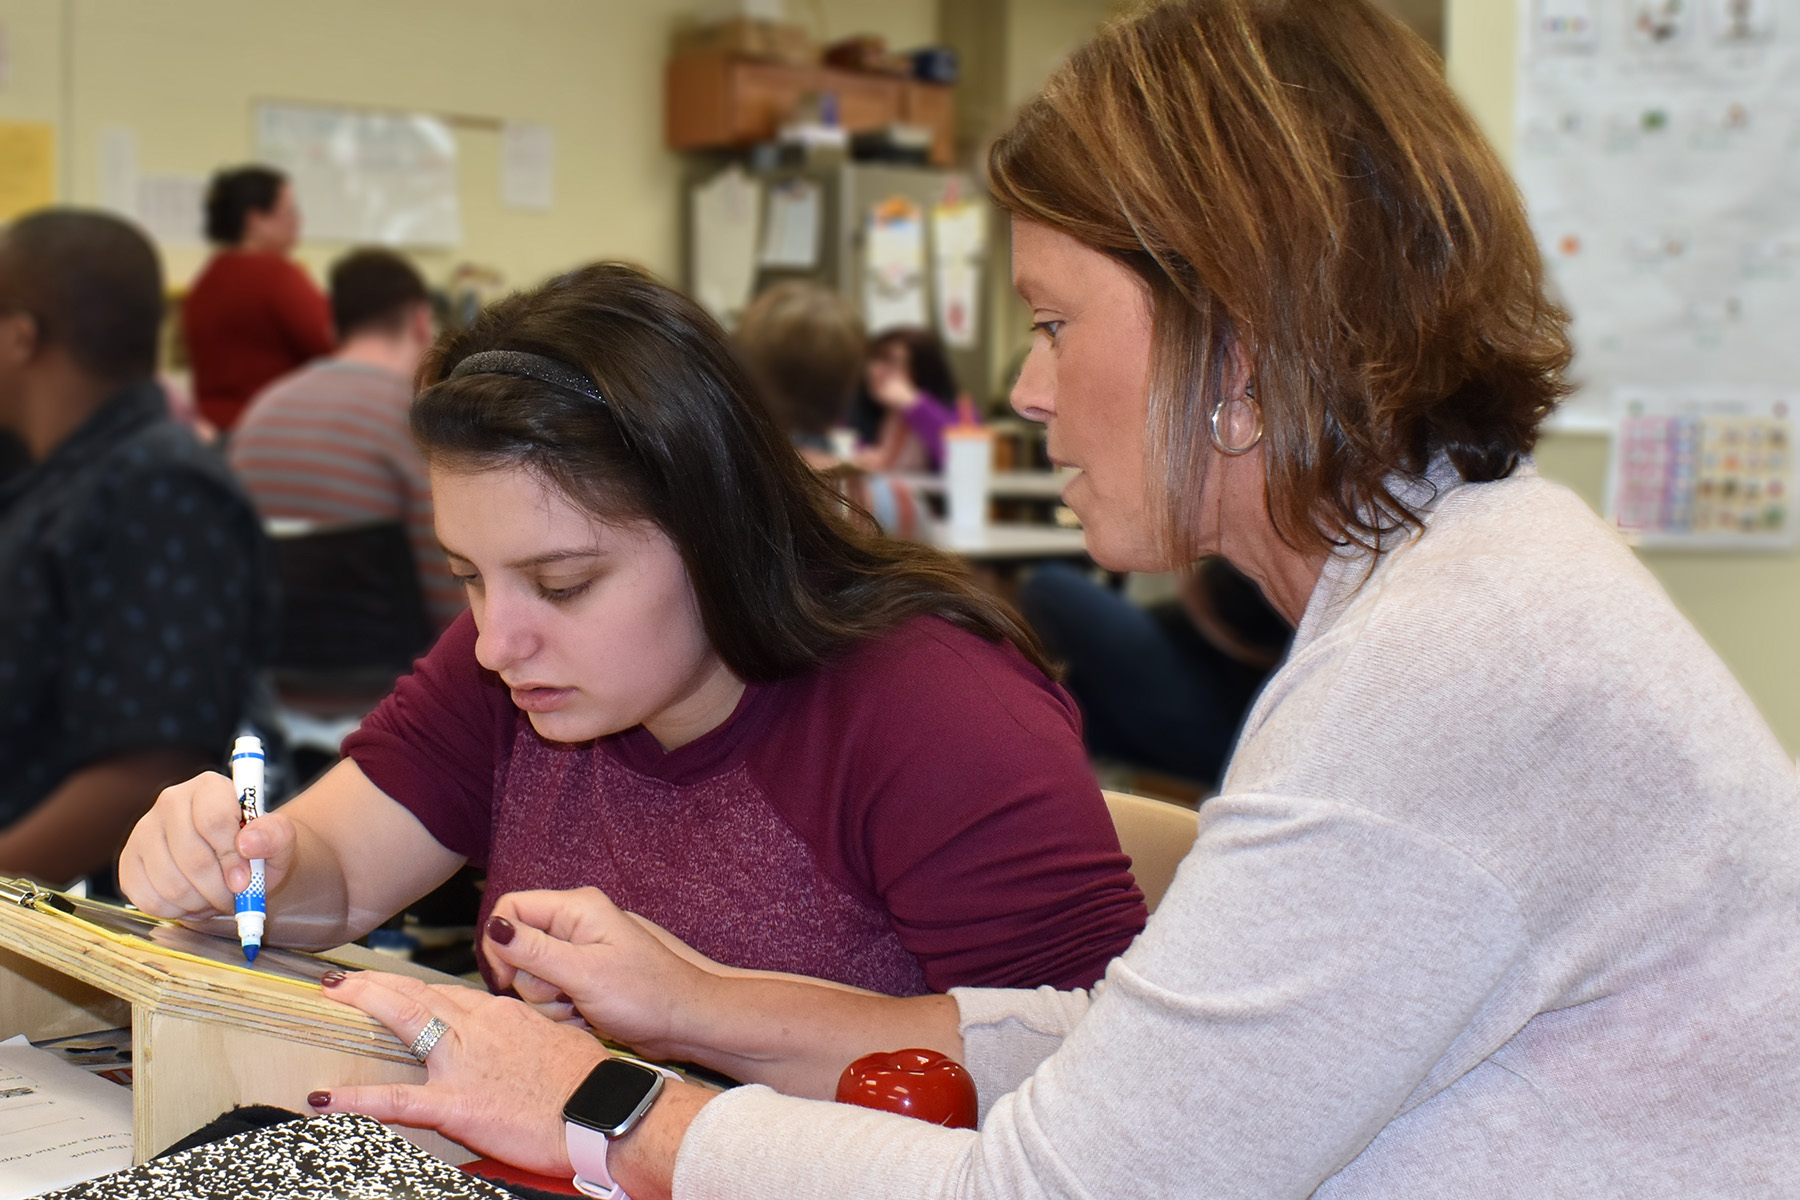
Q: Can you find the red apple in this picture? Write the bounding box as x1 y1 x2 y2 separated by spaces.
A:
835 1048 978 1129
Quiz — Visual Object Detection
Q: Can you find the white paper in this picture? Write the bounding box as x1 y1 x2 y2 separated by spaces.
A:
864 197 928 334
134 174 206 247
98 126 138 217
501 121 554 211
691 165 762 327
255 102 462 247
931 200 985 349
0 1036 134 1200
758 178 821 268
1515 0 1800 432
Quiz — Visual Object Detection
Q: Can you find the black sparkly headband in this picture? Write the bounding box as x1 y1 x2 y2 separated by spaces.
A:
448 349 606 404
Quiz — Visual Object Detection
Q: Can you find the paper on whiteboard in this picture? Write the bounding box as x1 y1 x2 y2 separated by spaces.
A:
691 166 762 327
501 122 554 211
864 196 927 334
1515 0 1800 431
0 1036 133 1200
255 102 461 247
758 178 821 269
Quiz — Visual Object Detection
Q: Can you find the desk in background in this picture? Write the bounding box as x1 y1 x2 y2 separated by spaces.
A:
891 468 1078 502
932 523 1091 562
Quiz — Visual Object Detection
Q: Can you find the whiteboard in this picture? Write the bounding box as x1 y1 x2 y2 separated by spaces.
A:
254 102 461 247
1513 0 1800 433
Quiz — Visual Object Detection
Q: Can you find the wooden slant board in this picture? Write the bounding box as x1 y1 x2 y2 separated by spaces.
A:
0 899 473 1165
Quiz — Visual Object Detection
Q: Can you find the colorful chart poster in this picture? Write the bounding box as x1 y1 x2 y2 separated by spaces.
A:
1608 387 1797 548
1514 0 1800 465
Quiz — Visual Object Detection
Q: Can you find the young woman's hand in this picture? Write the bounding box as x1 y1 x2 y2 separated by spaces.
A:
118 770 299 923
313 969 606 1176
482 887 720 1059
866 358 923 411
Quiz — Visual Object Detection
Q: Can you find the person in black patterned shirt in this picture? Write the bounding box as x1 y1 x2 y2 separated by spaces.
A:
0 209 274 885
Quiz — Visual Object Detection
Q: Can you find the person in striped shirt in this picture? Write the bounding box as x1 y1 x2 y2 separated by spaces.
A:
229 249 464 635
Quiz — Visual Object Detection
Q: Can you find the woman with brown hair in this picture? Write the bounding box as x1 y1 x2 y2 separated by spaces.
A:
120 262 1146 1043
307 2 1798 1196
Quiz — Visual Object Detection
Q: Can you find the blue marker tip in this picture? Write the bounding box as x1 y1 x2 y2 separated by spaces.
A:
244 944 259 963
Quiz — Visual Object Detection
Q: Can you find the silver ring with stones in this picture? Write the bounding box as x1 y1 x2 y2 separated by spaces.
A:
408 1017 450 1063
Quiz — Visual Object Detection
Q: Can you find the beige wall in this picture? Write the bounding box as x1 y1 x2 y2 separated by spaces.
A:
0 0 940 290
1446 0 1800 752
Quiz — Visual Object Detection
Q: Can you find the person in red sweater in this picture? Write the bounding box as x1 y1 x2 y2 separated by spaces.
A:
182 165 333 432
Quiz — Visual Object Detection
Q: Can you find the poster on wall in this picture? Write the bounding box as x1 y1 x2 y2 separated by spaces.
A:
863 196 927 334
691 165 762 327
254 102 461 247
1607 387 1797 548
0 122 54 222
1514 0 1800 465
930 199 986 350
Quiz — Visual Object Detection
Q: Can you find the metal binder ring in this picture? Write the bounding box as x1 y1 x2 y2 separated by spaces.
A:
408 1017 450 1063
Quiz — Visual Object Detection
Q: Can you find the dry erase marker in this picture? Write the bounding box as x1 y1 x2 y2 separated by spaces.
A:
231 735 267 962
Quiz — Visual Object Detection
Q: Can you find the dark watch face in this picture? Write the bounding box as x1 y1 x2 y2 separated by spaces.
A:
564 1058 663 1132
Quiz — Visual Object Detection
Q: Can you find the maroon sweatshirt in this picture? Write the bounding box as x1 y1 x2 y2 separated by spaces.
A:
345 612 1146 995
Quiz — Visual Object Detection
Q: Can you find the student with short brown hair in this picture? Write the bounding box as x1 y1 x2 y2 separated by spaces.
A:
737 282 924 539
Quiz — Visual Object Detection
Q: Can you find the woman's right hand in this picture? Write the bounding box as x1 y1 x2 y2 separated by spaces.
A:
118 771 299 922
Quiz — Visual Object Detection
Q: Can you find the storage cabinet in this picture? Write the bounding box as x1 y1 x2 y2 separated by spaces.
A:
667 52 955 165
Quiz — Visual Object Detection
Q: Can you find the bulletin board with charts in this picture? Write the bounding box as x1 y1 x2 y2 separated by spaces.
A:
1515 0 1800 547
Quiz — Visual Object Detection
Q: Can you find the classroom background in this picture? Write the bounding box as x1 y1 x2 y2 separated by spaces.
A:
0 0 1792 754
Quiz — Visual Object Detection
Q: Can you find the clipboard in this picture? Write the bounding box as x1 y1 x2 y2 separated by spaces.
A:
0 877 341 987
0 875 475 1165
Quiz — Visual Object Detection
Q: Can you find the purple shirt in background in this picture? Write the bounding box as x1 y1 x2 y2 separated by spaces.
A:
344 612 1146 995
903 394 958 472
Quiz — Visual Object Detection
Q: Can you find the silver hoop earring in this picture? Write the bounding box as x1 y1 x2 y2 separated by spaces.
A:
1209 394 1264 456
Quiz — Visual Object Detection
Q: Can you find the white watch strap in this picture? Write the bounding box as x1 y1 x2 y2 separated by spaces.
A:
567 1062 681 1200
567 1120 623 1199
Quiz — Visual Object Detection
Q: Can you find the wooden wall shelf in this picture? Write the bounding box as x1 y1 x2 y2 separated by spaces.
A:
666 51 955 166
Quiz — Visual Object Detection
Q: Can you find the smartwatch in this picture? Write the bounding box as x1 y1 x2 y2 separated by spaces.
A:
564 1057 680 1200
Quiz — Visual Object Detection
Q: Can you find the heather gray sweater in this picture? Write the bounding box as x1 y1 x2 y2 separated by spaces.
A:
675 464 1800 1198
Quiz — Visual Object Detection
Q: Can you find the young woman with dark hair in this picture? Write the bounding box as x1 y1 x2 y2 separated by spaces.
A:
123 261 1145 1059
183 163 333 432
857 326 964 472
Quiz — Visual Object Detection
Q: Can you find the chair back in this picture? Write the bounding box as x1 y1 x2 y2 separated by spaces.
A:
267 518 431 694
1103 790 1200 914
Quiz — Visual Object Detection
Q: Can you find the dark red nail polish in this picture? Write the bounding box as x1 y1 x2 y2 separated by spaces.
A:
307 1091 330 1108
321 970 348 987
486 916 515 945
